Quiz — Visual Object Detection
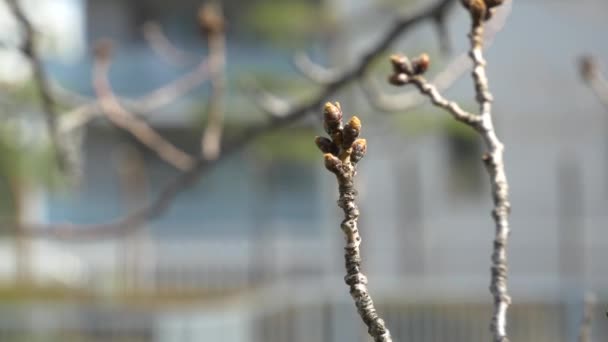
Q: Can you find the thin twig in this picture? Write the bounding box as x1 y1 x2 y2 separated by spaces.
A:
199 3 226 161
316 102 391 342
6 0 68 169
59 55 210 134
16 0 455 239
92 40 195 171
142 21 196 67
293 51 341 84
389 1 512 340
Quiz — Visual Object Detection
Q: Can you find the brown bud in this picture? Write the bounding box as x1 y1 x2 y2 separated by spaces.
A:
198 3 225 35
93 39 113 61
351 139 367 164
315 136 339 155
390 54 413 75
323 102 343 134
462 0 487 24
411 53 430 75
484 0 504 9
342 116 361 148
323 153 342 174
579 55 598 82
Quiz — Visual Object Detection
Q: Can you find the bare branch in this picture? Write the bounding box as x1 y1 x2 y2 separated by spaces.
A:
92 40 196 171
293 52 341 84
364 52 471 112
199 3 226 161
142 21 196 67
240 78 293 118
6 0 69 169
389 1 513 340
364 0 511 112
16 0 456 239
316 103 392 342
579 56 608 111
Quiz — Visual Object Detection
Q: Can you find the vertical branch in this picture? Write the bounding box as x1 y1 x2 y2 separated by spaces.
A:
315 102 392 342
6 0 67 169
389 1 512 340
199 3 226 161
466 3 512 341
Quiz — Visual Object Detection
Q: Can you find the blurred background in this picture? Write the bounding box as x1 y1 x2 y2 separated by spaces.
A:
0 0 606 341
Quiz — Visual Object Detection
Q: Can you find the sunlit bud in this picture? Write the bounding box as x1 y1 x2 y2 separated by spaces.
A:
323 153 342 174
315 136 339 155
350 139 367 164
323 102 343 134
390 54 413 75
462 0 487 24
411 53 430 75
342 116 361 148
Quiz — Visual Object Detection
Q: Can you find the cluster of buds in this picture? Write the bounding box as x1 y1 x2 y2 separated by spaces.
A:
461 0 504 23
388 53 430 86
315 102 367 176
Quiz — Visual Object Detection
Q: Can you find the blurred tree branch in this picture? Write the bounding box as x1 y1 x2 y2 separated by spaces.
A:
15 0 458 239
5 0 70 171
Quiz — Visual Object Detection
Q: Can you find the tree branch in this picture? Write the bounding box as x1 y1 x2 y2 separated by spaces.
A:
16 0 456 239
389 1 512 340
316 102 391 342
199 3 226 161
142 21 197 67
6 0 69 169
92 40 196 171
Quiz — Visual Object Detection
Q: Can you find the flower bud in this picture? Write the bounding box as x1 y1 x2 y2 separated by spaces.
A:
350 139 367 164
323 153 342 174
411 53 430 75
484 0 504 9
315 136 339 155
323 102 343 134
198 3 225 35
390 54 413 75
462 0 487 24
342 116 361 148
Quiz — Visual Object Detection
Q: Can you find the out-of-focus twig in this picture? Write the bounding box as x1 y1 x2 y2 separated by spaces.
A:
293 51 341 84
59 56 210 134
389 1 513 340
92 40 195 171
6 0 69 169
580 56 608 111
577 293 596 342
16 0 456 239
198 3 226 161
315 103 392 342
142 21 197 67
